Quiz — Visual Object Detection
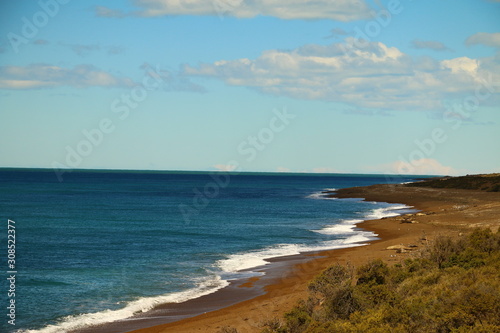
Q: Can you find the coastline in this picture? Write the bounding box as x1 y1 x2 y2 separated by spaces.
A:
85 183 500 333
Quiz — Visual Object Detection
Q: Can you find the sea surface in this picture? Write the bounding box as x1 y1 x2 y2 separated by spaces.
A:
0 169 422 332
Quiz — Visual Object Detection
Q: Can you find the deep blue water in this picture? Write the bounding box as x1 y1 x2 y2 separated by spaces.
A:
0 169 420 332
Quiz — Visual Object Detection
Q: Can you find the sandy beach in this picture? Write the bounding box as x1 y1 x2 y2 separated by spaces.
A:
106 182 500 333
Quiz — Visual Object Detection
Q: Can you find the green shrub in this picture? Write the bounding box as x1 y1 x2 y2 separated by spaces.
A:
217 326 238 333
260 317 284 333
356 259 389 285
322 284 360 320
428 235 463 268
264 228 500 333
283 303 312 333
443 247 486 269
468 228 500 254
308 263 352 296
403 257 434 273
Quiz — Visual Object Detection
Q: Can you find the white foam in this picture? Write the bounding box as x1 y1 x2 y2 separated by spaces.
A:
216 219 378 275
216 204 412 275
308 233 374 251
365 205 411 220
306 188 337 200
216 241 368 274
312 204 410 241
18 275 229 333
312 219 363 235
343 232 375 244
217 243 303 273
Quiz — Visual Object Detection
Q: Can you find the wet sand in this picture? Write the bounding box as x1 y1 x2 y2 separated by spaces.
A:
83 183 500 333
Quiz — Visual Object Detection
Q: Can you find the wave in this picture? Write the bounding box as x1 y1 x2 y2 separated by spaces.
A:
217 243 303 273
306 188 337 200
17 275 229 333
215 237 373 276
365 204 411 220
312 204 411 239
312 218 363 236
216 214 389 275
217 203 412 275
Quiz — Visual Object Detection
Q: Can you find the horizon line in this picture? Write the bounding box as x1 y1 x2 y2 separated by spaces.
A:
0 166 445 178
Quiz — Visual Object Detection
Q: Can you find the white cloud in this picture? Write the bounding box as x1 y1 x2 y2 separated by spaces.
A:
440 57 479 75
326 27 349 39
276 166 291 172
64 44 100 57
411 39 450 52
369 158 462 176
214 164 238 171
95 6 127 18
311 167 340 174
465 32 500 48
0 64 206 93
130 0 373 21
184 39 499 111
33 39 49 45
0 64 135 90
59 43 126 57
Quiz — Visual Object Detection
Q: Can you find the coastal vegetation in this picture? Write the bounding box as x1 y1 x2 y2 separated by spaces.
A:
406 173 500 192
260 228 500 333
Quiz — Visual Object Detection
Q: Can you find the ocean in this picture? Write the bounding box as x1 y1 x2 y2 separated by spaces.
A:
0 169 420 332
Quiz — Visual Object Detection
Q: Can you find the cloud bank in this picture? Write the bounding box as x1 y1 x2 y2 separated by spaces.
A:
466 32 500 48
0 64 135 89
184 39 500 111
97 0 373 21
369 158 461 176
411 39 451 51
95 5 127 18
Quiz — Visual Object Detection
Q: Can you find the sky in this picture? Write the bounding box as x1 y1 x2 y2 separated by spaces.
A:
0 0 499 176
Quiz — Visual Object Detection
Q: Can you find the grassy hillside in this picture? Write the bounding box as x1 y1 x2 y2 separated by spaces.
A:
259 229 500 333
406 173 500 192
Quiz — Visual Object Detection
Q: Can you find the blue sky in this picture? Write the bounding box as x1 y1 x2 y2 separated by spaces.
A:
0 0 499 176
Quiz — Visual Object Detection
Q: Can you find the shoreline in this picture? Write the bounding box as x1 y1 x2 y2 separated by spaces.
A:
72 204 394 333
83 183 500 333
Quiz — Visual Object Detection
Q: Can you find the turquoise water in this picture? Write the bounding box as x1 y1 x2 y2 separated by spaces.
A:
0 169 419 332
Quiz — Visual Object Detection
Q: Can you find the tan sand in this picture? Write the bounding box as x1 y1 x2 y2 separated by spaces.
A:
122 184 500 333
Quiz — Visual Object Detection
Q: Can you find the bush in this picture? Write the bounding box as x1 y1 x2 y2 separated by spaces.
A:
264 228 500 333
428 235 463 268
260 318 284 333
308 263 352 295
468 228 500 254
283 306 312 333
356 259 389 285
